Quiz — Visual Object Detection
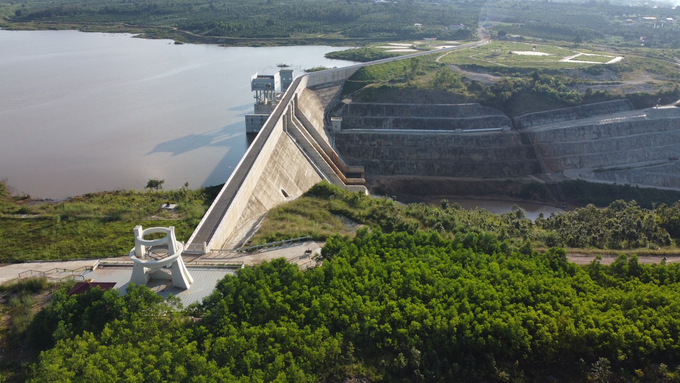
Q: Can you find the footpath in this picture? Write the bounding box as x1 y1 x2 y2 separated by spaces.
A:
0 241 323 284
2 243 676 285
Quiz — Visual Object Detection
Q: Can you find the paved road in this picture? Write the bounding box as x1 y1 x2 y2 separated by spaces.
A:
568 254 680 265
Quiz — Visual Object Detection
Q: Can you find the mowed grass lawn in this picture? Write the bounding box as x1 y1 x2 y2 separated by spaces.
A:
439 41 616 69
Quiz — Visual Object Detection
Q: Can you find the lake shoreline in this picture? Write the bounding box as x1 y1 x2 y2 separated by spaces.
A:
0 21 365 47
0 30 357 199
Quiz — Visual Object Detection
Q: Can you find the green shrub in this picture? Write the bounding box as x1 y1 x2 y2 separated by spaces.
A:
0 277 49 294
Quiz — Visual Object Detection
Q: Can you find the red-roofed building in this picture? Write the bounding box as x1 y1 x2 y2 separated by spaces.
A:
68 281 117 296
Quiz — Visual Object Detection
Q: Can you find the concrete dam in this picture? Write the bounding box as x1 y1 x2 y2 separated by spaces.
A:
185 54 680 255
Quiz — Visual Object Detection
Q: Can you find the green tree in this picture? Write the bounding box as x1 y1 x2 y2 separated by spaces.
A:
431 67 465 91
145 178 164 191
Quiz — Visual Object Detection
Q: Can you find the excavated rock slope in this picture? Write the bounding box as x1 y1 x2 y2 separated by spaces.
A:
332 101 680 190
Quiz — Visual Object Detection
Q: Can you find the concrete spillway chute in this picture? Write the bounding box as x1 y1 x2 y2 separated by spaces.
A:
129 225 194 290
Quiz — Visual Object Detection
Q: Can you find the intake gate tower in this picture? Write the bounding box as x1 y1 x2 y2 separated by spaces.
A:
245 68 294 133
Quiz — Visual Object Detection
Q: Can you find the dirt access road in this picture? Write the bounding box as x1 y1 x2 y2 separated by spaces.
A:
567 253 680 265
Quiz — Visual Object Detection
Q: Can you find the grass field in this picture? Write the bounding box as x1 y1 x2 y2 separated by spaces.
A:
438 41 620 69
0 183 220 262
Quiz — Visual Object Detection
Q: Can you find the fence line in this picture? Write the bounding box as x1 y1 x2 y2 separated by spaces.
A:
232 236 311 253
9 265 96 285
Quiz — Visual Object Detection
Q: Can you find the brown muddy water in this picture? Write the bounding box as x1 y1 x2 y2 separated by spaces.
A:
0 30 355 199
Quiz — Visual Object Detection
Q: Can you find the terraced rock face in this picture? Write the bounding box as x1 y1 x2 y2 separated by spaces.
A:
332 101 680 190
336 103 506 118
525 115 680 173
334 103 512 131
335 130 541 178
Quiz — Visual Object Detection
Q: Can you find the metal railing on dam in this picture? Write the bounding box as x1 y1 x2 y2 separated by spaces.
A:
184 40 488 255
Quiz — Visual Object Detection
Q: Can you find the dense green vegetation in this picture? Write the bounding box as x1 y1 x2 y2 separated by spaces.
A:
19 230 680 382
0 181 219 262
325 47 399 62
2 0 678 50
0 0 476 45
488 1 680 49
561 180 680 209
304 66 334 73
250 182 680 253
0 277 52 382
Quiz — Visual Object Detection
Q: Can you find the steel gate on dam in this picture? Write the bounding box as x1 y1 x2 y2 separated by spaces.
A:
183 41 488 255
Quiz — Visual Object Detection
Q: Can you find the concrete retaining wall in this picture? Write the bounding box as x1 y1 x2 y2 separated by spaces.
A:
227 130 324 246
514 99 634 129
646 106 680 118
297 87 341 142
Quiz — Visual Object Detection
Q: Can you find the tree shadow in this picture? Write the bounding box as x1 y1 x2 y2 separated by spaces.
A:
145 120 264 192
228 103 253 112
146 121 245 157
228 103 254 118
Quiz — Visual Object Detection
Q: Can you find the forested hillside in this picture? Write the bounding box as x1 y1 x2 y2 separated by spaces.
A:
0 0 476 44
2 0 679 48
24 229 680 382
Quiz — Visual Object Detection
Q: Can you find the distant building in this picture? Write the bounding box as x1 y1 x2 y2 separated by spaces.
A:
503 34 523 41
414 23 423 28
446 23 465 31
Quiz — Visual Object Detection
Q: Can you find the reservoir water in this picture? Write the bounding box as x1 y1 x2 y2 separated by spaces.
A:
0 29 356 199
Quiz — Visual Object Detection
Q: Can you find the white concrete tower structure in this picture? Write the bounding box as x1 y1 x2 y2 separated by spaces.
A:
129 225 194 289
